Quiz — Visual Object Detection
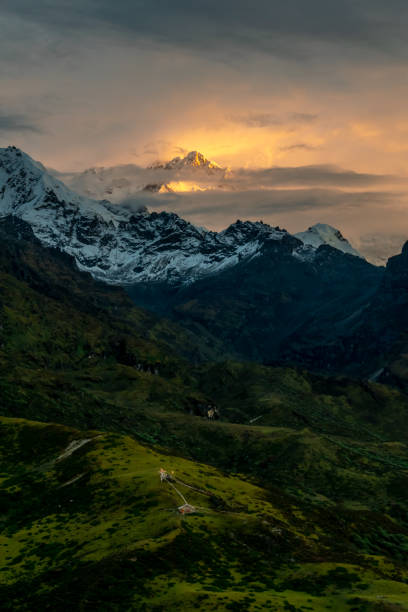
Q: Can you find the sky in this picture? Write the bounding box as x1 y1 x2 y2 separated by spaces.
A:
2 1 408 255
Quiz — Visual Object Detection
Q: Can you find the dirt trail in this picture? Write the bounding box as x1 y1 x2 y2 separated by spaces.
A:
56 438 93 462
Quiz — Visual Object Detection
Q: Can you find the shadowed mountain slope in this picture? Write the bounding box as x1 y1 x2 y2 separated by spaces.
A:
128 236 383 368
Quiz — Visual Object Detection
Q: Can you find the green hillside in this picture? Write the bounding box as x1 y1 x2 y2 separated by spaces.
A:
1 416 408 611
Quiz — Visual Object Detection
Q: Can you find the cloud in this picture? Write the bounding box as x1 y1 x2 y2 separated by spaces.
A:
62 160 402 206
130 142 190 164
3 1 408 65
280 144 318 152
229 112 318 128
64 161 398 200
290 113 318 123
238 165 394 189
0 111 41 134
229 113 282 128
161 188 400 220
2 0 408 180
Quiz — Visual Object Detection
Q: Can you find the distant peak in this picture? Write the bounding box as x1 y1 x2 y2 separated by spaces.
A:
295 223 362 258
228 219 266 229
220 219 286 240
151 150 224 172
184 151 213 166
310 223 342 233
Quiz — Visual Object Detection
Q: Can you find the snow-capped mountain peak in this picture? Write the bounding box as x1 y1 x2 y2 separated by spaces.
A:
151 150 225 172
219 219 284 243
295 223 362 258
0 146 121 225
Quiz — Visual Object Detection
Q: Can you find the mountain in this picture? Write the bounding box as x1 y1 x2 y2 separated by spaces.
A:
0 214 230 373
1 147 368 291
128 236 383 366
329 240 408 383
1 224 408 609
295 223 362 258
1 146 390 373
272 235 408 386
150 149 226 173
0 147 280 284
1 212 404 437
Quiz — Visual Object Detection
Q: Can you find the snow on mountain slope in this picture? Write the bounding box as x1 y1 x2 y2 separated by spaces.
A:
151 150 226 172
295 223 362 258
0 147 288 285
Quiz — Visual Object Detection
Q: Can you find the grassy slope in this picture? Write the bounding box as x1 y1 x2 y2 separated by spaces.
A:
1 416 408 611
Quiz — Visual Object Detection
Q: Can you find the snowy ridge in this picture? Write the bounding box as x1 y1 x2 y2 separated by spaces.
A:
295 223 362 258
151 150 226 172
0 147 364 286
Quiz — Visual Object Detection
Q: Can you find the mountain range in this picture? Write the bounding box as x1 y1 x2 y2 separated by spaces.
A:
0 146 364 285
4 145 408 378
53 149 406 266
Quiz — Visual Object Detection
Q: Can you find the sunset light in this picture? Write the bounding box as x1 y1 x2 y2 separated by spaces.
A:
2 3 408 610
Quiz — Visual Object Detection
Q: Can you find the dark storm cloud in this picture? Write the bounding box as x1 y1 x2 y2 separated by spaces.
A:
0 111 41 134
3 1 408 61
